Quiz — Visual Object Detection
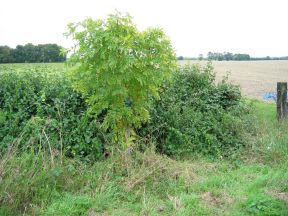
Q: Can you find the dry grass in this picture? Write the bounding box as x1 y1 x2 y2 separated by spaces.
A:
179 60 288 99
268 190 288 202
120 151 198 191
200 191 234 208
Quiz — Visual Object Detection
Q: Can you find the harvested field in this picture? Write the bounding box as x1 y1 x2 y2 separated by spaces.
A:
180 60 288 99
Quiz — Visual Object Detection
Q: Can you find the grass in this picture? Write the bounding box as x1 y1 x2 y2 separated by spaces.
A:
247 100 288 162
0 100 287 215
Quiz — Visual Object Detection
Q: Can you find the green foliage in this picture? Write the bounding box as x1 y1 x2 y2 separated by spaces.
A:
66 12 177 146
0 46 13 63
0 43 66 63
245 197 287 215
0 72 287 215
0 62 254 159
207 51 251 61
141 63 254 158
43 194 94 215
0 64 105 160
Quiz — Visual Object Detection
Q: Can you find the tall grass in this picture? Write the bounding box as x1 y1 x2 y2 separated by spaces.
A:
0 100 287 215
247 100 288 162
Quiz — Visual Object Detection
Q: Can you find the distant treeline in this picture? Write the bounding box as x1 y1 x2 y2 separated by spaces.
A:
178 52 288 61
207 52 250 61
0 43 66 63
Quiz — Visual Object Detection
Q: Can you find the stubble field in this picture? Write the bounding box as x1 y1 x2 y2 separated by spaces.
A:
180 60 288 99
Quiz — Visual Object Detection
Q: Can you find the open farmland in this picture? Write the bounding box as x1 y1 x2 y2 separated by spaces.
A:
180 60 288 99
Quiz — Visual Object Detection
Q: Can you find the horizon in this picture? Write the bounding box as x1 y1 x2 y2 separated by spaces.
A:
2 43 287 59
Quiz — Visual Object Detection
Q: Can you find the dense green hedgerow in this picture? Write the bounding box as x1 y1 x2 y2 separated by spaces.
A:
140 63 254 158
0 64 106 160
0 63 254 159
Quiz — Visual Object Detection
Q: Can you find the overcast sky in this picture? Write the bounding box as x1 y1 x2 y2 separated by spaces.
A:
1 0 288 57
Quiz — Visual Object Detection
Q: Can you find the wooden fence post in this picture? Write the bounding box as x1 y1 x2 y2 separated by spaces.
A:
277 82 287 120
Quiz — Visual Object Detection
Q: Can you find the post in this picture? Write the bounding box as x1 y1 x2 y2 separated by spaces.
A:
277 82 287 120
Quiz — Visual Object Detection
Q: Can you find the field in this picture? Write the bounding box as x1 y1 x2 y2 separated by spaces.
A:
180 60 288 99
0 63 287 215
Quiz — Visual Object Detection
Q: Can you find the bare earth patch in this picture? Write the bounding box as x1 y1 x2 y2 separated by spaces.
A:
88 210 109 216
201 191 234 209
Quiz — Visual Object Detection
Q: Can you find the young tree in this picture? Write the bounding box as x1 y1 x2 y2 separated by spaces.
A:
66 12 177 148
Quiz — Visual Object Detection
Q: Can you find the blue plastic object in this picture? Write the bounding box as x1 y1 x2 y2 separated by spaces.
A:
263 92 277 101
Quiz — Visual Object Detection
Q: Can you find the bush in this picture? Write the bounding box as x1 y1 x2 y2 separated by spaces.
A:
0 64 106 160
140 63 253 158
0 63 254 160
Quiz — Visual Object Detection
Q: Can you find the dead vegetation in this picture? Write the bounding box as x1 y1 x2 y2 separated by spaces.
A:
268 190 288 202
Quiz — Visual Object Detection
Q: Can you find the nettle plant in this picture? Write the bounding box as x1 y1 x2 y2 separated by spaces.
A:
66 12 177 148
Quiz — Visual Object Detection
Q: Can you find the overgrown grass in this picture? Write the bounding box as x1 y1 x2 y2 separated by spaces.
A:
245 100 288 163
0 100 287 215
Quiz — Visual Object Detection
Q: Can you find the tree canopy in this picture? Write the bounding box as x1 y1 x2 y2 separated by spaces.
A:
66 12 177 147
0 43 66 63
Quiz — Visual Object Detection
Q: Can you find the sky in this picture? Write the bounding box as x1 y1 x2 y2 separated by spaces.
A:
0 0 288 57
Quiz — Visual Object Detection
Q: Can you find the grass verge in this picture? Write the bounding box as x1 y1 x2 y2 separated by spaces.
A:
0 100 287 216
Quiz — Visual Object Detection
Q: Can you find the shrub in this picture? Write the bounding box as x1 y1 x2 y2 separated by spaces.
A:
0 64 106 160
0 63 254 160
140 63 253 158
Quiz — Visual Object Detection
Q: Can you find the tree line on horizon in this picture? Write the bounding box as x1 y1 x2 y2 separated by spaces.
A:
178 52 288 61
0 43 66 63
207 52 251 61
